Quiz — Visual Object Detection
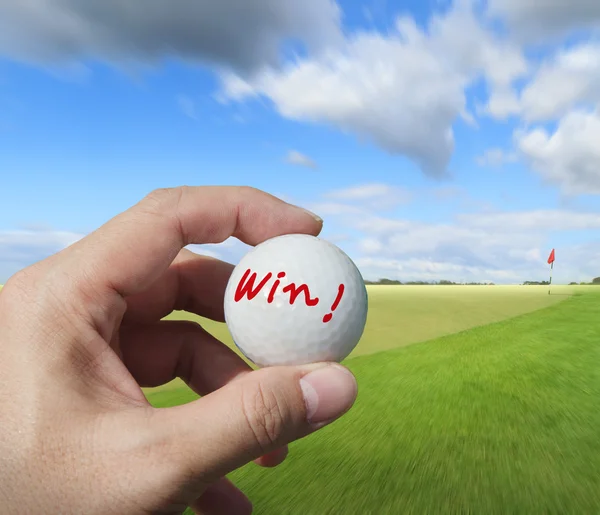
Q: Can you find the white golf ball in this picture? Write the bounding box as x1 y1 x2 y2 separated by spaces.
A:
224 234 369 367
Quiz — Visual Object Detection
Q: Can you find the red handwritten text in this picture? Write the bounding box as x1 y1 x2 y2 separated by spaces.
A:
234 268 345 323
282 281 319 306
234 269 272 302
323 284 345 323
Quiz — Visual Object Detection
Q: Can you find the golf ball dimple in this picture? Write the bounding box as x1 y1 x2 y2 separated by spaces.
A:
223 234 369 367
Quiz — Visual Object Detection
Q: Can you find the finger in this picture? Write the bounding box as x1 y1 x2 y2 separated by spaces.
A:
123 320 291 467
56 186 322 317
253 446 289 468
122 249 234 324
152 363 358 483
120 320 251 394
190 477 252 515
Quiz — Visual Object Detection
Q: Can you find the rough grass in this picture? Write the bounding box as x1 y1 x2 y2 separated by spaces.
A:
146 289 600 514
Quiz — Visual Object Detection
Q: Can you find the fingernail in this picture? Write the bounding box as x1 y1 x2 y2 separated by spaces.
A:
299 207 323 224
299 364 357 425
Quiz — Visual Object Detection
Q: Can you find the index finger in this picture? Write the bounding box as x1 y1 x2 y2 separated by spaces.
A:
61 185 322 304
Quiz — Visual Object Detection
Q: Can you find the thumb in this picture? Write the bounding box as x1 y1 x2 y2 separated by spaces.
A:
153 363 358 482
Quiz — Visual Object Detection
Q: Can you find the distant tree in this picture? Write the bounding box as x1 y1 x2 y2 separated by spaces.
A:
592 277 600 285
365 278 495 286
439 280 455 285
569 282 578 285
364 278 402 285
379 278 402 285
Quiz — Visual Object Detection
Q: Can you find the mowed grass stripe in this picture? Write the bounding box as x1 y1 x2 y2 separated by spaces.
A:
145 292 600 514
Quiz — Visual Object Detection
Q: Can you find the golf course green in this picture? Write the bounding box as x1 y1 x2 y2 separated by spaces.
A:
144 285 600 514
148 284 583 392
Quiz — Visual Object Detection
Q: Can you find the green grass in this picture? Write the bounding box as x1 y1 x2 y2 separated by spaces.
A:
348 284 577 355
147 289 600 514
148 284 581 393
169 284 579 357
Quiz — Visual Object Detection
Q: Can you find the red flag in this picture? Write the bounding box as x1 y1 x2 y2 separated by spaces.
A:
547 249 555 264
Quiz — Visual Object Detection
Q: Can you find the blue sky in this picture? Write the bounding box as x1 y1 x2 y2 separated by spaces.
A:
1 0 600 284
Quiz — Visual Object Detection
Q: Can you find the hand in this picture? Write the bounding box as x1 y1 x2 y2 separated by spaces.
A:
0 186 358 514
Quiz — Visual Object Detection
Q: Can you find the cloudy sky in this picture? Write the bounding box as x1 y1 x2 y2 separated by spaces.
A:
1 0 599 284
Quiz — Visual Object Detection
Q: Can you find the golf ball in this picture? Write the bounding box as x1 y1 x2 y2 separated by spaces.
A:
224 234 369 367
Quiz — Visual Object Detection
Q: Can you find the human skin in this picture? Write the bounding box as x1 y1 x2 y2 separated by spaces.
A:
0 186 358 514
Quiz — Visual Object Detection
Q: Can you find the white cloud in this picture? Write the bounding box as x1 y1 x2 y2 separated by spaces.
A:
326 183 401 201
517 109 600 195
285 150 318 169
458 209 600 231
358 238 384 254
220 2 527 178
162 202 600 284
564 240 600 280
0 0 343 74
321 233 351 245
476 147 518 167
186 237 251 265
0 228 253 283
430 4 528 88
429 186 466 201
484 86 521 119
356 256 522 283
314 186 600 283
5 0 600 202
325 183 412 209
0 229 83 258
356 218 531 259
3 199 598 286
487 0 600 40
0 228 84 282
517 43 600 122
307 202 366 217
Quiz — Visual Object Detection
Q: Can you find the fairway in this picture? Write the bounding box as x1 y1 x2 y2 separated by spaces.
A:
147 290 600 514
148 284 580 393
169 285 581 359
350 284 577 356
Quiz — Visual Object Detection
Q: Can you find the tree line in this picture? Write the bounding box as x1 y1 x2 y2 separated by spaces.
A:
365 277 600 286
526 278 600 286
568 277 600 286
364 279 495 286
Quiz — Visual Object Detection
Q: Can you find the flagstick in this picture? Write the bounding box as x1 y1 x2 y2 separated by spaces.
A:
548 261 553 295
